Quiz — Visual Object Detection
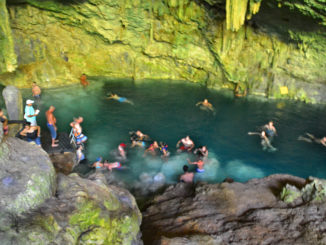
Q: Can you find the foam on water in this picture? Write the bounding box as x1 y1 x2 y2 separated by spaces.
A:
224 159 265 182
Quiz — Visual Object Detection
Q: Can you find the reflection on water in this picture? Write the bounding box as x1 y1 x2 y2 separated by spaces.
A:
11 78 326 192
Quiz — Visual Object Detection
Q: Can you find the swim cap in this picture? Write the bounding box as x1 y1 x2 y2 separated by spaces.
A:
119 143 126 148
96 157 101 162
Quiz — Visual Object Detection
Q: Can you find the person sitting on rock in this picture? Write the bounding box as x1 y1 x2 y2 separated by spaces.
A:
187 158 205 173
298 133 326 147
70 117 87 145
180 165 194 183
76 145 86 164
0 108 9 135
196 98 215 112
80 74 89 87
176 136 195 153
19 122 41 146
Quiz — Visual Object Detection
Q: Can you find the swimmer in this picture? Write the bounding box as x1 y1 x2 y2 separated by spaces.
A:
196 99 215 113
263 121 277 141
187 158 205 173
193 145 208 160
130 130 150 148
80 74 89 87
144 141 159 156
92 157 104 169
248 131 277 152
103 160 122 171
298 133 326 147
159 142 170 160
70 117 87 144
179 165 194 183
0 108 8 135
118 143 127 160
107 93 134 105
176 136 195 153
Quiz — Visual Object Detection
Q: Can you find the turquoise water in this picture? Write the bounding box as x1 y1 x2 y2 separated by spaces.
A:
11 79 326 189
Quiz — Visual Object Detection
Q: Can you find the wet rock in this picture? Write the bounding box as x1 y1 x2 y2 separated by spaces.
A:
142 174 326 244
2 85 23 121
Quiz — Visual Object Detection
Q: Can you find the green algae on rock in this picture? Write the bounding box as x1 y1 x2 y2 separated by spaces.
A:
0 0 17 73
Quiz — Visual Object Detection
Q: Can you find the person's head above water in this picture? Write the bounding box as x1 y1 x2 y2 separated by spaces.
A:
183 165 189 172
204 99 208 103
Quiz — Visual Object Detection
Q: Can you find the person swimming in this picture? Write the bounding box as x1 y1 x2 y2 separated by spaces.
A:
176 136 195 153
107 93 134 105
103 160 122 171
248 131 277 152
298 133 326 147
263 121 277 141
187 158 205 173
80 74 89 87
144 141 159 156
193 145 208 160
159 142 170 160
196 99 215 113
92 157 104 170
130 130 151 148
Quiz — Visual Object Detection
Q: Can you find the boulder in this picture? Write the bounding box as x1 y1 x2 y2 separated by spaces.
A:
0 137 56 228
0 172 143 245
142 174 326 244
2 85 23 120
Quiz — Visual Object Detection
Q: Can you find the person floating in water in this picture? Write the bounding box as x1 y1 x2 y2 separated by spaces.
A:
180 165 194 183
45 106 59 147
196 99 215 113
0 108 8 135
130 130 150 148
193 145 208 160
70 117 88 145
144 141 159 156
263 121 277 141
248 131 277 152
298 133 326 147
176 136 195 153
159 142 170 160
80 74 89 87
103 160 123 171
187 158 205 173
107 93 134 105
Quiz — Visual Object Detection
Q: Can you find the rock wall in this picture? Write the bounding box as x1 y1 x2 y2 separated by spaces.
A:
142 174 326 244
0 0 17 73
0 0 326 102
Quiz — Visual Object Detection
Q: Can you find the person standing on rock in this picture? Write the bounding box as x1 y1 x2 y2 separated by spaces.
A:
180 165 194 183
46 106 59 147
0 108 9 135
24 99 39 126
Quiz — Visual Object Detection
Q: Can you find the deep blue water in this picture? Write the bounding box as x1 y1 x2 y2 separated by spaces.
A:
4 79 326 187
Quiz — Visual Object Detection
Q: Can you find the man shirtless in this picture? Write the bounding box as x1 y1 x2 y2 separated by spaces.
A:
46 106 58 147
180 165 194 183
196 99 215 112
176 136 195 152
187 158 205 173
32 82 41 99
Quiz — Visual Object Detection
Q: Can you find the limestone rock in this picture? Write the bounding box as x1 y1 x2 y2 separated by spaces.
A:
0 172 143 245
2 85 23 120
0 137 56 227
142 174 326 244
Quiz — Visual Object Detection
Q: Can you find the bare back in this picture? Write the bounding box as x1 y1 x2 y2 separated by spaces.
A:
46 110 56 125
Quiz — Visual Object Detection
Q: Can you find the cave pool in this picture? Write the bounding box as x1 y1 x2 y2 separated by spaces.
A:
17 79 326 191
